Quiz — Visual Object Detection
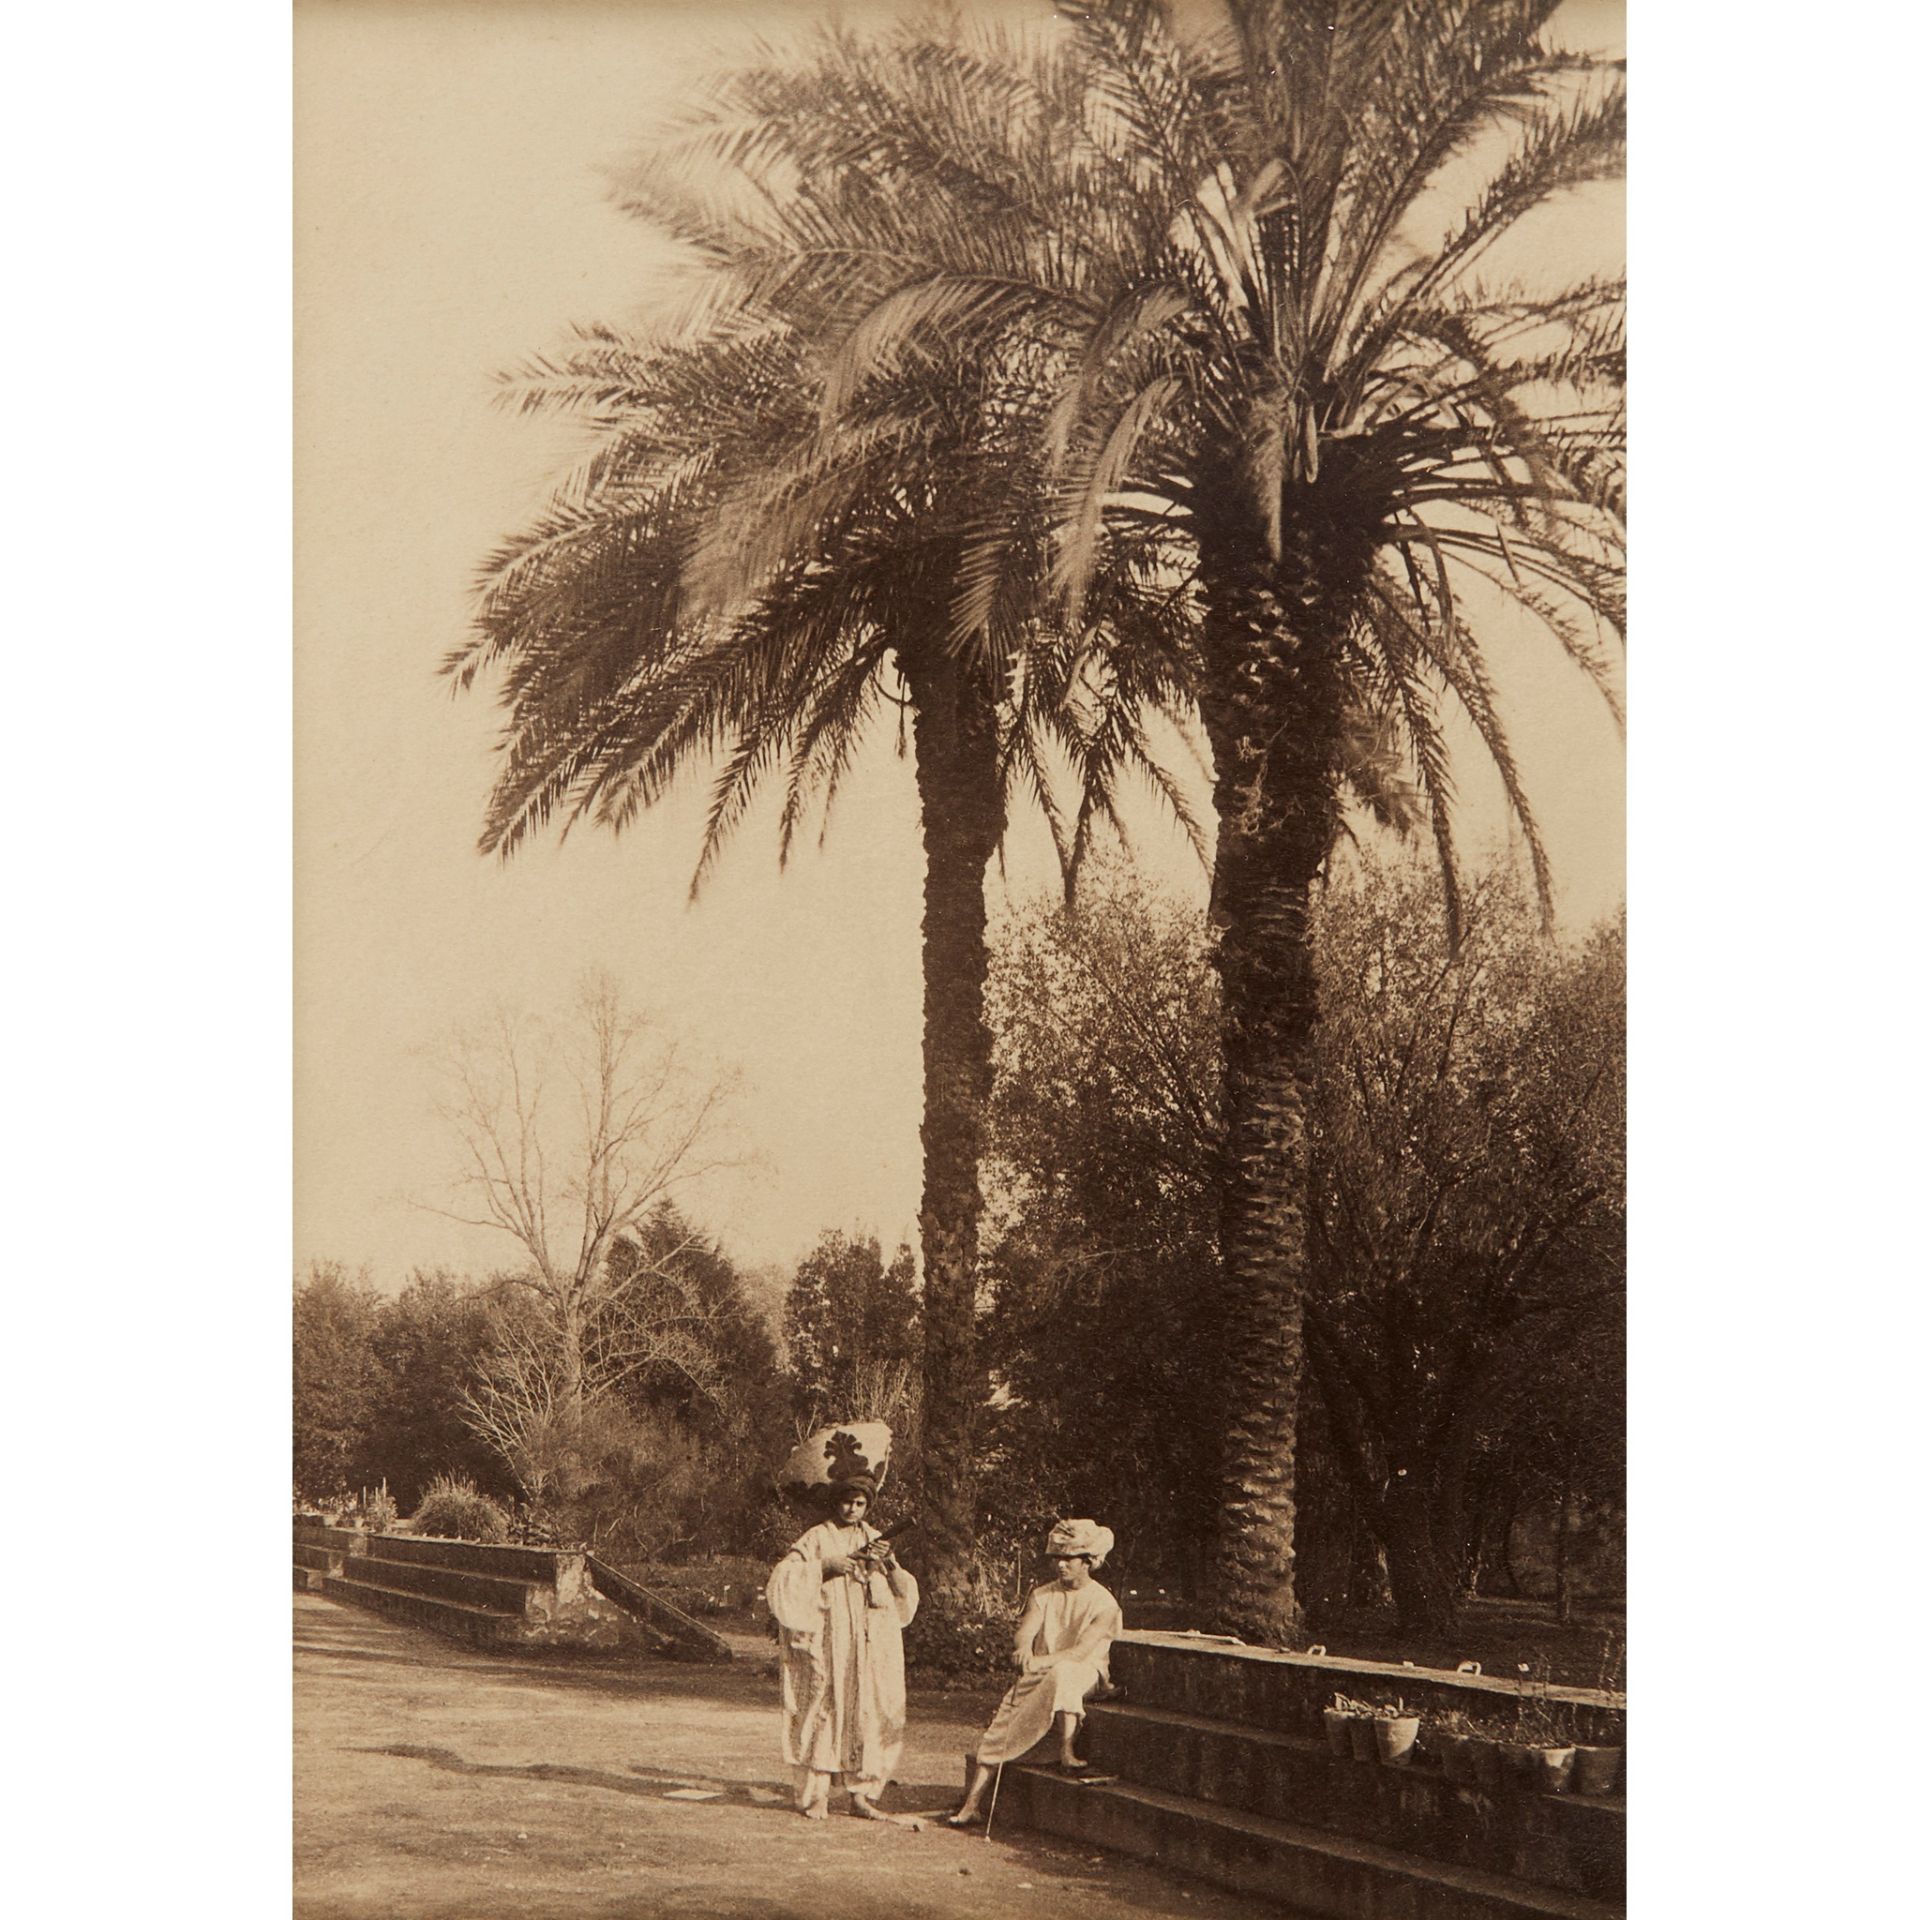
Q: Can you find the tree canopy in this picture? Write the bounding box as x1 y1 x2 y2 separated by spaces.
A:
978 848 1623 1632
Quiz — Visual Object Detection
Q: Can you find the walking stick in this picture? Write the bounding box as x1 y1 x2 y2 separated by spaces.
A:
983 1760 1005 1843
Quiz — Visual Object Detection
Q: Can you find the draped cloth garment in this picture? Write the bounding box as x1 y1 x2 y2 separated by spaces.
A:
974 1578 1123 1766
766 1520 920 1807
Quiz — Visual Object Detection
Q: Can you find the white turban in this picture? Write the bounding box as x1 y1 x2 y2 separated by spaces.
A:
1045 1518 1115 1570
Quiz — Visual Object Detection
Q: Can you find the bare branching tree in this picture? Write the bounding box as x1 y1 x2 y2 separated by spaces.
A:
456 1305 571 1502
424 971 737 1441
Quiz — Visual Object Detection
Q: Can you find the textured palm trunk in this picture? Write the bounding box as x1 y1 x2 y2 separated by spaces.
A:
900 648 1003 1601
1191 461 1356 1647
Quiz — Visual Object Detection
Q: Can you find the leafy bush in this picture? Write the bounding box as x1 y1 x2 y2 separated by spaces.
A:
906 1589 1015 1688
904 1545 1030 1687
412 1472 509 1542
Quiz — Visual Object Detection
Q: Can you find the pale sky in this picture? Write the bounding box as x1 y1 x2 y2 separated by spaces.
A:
293 0 1625 1291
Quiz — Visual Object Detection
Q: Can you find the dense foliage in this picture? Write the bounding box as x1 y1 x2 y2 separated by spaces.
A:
977 853 1624 1633
292 1204 784 1560
982 869 1223 1587
292 1263 513 1509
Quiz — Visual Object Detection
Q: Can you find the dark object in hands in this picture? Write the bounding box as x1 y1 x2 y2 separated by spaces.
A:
849 1518 916 1599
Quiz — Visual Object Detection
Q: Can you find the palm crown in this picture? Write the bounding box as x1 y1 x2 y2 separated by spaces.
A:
688 0 1623 927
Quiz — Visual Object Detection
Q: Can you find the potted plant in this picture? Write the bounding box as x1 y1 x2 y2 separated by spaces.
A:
1370 1699 1421 1767
1464 1719 1508 1792
1513 1676 1579 1794
1422 1708 1477 1786
1323 1693 1365 1757
1497 1733 1535 1788
1572 1742 1623 1796
1570 1633 1625 1795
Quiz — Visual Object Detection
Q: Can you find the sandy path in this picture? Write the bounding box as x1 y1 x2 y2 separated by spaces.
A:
294 1593 1279 1919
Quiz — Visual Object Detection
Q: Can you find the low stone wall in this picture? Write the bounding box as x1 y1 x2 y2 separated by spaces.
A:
291 1522 730 1661
1114 1632 1626 1746
293 1520 370 1556
365 1534 590 1604
1091 1701 1622 1900
990 1632 1625 1919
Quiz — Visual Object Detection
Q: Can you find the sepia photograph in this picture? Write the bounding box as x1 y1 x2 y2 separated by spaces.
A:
292 3 1627 1913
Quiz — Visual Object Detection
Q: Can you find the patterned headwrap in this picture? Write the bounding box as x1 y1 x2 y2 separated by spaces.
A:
1045 1518 1116 1570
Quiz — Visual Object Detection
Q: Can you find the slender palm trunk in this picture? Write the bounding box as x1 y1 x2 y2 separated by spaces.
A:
900 647 1003 1600
1191 462 1356 1646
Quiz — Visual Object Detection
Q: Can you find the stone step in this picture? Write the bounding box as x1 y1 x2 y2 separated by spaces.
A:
318 1570 648 1656
333 1552 546 1617
991 1762 1624 1920
1087 1702 1622 1902
320 1574 526 1648
1113 1635 1625 1748
293 1542 346 1576
294 1565 328 1593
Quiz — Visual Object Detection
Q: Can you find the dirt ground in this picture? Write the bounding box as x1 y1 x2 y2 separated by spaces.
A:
293 1594 1281 1920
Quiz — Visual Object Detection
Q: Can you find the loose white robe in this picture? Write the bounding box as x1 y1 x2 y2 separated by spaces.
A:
975 1577 1124 1766
766 1520 920 1806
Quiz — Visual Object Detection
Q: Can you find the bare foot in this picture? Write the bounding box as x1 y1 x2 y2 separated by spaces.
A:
799 1804 828 1821
944 1809 983 1828
1061 1756 1089 1771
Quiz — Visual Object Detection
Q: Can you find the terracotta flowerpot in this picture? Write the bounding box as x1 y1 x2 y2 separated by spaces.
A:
1533 1746 1578 1795
1572 1746 1623 1796
1323 1709 1357 1757
1375 1717 1420 1767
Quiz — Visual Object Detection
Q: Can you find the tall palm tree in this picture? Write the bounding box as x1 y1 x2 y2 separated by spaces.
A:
744 0 1625 1641
446 61 1199 1598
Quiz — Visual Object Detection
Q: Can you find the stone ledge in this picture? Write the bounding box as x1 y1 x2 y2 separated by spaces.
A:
322 1576 523 1647
364 1534 585 1592
292 1522 370 1556
319 1575 641 1655
333 1553 548 1618
1113 1636 1625 1746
